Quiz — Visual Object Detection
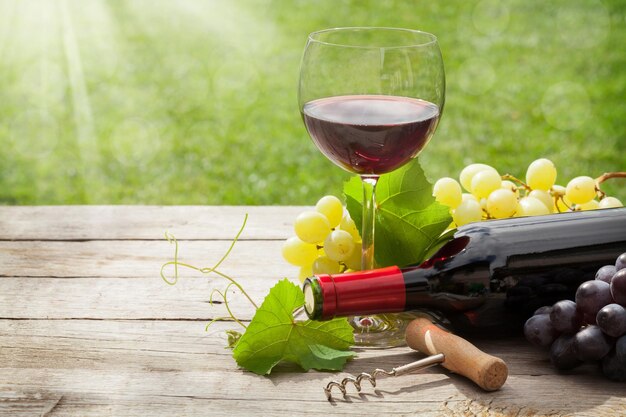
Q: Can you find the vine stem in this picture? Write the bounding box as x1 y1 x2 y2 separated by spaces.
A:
595 172 626 184
595 172 626 200
501 173 531 192
208 282 248 330
160 260 259 311
160 213 259 310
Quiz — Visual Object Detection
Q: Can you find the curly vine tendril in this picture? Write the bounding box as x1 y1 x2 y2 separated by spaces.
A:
159 213 258 331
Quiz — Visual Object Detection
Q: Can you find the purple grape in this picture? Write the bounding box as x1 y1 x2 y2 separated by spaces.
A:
617 335 626 362
524 314 558 347
616 252 626 272
583 313 598 326
602 350 626 381
550 300 582 334
596 303 626 338
550 334 582 370
574 325 612 362
575 280 613 319
534 305 552 315
610 268 626 306
595 265 616 284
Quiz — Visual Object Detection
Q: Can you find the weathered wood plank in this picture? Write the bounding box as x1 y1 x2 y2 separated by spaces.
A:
0 240 297 279
0 237 298 320
1 395 622 417
0 239 298 320
2 206 625 416
1 320 625 417
0 206 305 241
0 320 602 377
0 277 268 320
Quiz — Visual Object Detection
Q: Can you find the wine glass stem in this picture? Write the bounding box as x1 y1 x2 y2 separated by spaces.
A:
360 175 379 270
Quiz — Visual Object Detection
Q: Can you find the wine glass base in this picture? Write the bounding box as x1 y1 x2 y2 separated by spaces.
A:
350 313 414 348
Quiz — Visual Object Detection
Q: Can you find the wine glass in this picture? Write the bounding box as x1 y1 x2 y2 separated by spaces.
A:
298 27 445 347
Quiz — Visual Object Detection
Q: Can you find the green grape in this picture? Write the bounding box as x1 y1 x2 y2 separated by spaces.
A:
339 215 361 242
315 195 343 228
487 189 517 219
294 211 331 243
312 256 342 274
599 196 623 208
551 184 566 196
526 158 557 191
529 189 553 213
453 199 482 226
554 195 573 212
479 197 488 212
298 265 313 283
565 176 597 205
344 244 362 271
471 169 501 199
551 185 571 212
433 177 462 208
501 180 519 197
518 196 550 216
577 199 599 211
461 193 478 203
282 237 319 266
324 229 355 262
460 163 498 192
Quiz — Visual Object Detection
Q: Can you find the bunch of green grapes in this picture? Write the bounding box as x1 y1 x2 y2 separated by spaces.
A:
433 159 624 227
282 195 362 281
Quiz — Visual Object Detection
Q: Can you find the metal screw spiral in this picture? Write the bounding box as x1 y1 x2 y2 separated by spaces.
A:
324 368 394 400
324 353 445 401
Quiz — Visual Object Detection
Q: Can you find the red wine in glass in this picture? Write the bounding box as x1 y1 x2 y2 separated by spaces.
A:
302 94 440 175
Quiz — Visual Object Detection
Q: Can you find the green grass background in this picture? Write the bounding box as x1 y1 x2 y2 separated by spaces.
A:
0 0 624 205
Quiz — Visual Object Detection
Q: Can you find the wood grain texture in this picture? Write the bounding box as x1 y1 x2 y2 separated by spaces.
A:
0 240 296 278
0 206 625 416
1 320 625 417
0 206 303 240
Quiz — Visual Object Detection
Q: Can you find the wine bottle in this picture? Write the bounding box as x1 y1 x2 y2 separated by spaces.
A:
303 208 626 333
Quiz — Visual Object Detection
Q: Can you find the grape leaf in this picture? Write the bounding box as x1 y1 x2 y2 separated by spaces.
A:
232 279 355 375
344 158 452 268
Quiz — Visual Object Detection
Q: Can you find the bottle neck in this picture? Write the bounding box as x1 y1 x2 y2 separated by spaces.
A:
303 266 426 320
302 260 491 320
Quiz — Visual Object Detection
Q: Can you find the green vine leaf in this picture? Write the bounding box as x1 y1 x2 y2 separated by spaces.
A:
232 279 355 375
162 216 355 375
344 158 452 268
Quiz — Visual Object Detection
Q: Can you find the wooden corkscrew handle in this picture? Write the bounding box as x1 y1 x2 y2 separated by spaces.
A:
405 317 508 391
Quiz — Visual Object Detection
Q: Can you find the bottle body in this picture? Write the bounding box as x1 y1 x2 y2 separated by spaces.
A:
303 208 626 332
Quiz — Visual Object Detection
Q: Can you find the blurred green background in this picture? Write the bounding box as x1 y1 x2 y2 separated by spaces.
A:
0 0 624 205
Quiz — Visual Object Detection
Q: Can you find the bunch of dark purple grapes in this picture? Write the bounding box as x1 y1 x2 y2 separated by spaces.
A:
524 252 626 381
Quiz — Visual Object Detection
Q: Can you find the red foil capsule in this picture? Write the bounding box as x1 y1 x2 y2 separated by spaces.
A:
315 266 406 319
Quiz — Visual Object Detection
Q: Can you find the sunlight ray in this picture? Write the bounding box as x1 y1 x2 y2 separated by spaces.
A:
5 1 65 159
0 0 17 62
71 0 123 79
59 0 99 202
123 0 279 51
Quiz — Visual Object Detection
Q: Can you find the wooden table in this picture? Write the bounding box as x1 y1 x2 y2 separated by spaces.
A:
1 206 624 416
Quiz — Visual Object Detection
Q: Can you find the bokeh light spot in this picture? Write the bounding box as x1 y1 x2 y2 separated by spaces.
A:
556 0 610 49
457 58 497 95
472 0 510 37
541 81 591 131
109 117 161 166
9 110 60 158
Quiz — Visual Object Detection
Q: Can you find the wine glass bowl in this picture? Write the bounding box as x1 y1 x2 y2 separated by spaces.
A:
302 94 440 175
299 27 444 175
298 27 445 347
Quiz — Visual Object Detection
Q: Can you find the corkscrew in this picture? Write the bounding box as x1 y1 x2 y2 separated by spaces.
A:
324 317 508 401
324 353 444 400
